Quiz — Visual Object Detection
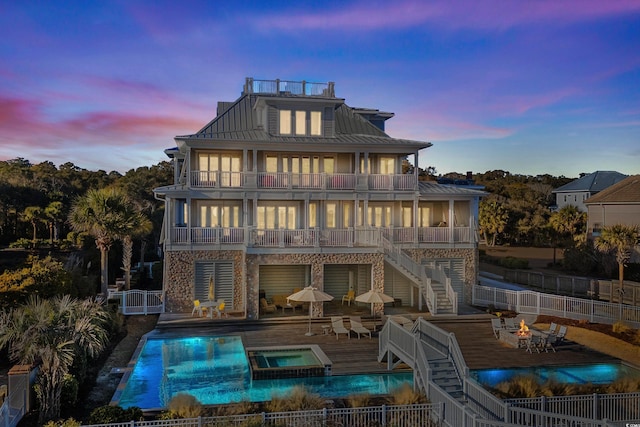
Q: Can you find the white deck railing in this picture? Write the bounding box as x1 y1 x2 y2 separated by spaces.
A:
171 225 474 247
473 285 640 328
80 403 443 427
107 290 165 315
190 170 418 191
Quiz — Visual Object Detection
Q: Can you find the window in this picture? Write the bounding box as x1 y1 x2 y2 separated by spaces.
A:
309 203 317 228
280 109 291 134
402 206 412 227
295 111 306 135
310 111 321 135
197 152 241 186
279 109 322 136
326 203 336 228
198 203 240 227
257 204 297 229
176 200 187 226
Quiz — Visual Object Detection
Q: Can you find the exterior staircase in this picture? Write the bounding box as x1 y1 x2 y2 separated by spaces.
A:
380 235 456 315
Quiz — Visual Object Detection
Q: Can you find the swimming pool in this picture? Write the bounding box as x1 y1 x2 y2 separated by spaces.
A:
471 363 640 387
113 335 412 409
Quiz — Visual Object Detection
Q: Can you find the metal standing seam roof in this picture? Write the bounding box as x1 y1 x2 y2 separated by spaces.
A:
418 181 487 197
584 175 640 204
173 92 431 148
552 171 628 193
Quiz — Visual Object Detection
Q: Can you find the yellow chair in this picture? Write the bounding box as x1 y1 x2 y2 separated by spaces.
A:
217 302 227 318
191 300 206 317
342 290 355 305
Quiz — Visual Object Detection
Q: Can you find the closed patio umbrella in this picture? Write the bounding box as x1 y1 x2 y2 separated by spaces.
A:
287 286 334 336
208 274 215 301
355 289 394 330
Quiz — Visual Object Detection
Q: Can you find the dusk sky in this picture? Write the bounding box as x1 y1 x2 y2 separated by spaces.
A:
1 1 639 178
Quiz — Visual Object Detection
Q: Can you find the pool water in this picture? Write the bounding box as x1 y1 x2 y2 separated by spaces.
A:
254 349 321 368
472 363 640 387
114 335 412 409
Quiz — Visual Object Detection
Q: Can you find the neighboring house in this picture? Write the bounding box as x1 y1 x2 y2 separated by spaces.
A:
153 78 485 319
584 174 640 241
552 171 627 212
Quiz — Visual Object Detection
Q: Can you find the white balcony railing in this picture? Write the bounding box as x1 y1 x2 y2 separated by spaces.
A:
169 225 475 246
190 171 415 191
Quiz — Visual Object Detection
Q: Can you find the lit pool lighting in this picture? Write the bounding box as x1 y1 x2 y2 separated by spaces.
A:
113 335 412 409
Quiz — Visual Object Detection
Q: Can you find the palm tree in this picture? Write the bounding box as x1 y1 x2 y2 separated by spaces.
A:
44 201 65 245
594 224 640 297
69 188 130 296
0 295 109 423
119 206 153 290
22 205 44 248
549 205 587 263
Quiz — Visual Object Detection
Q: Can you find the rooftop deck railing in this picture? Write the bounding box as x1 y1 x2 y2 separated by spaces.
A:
243 77 335 97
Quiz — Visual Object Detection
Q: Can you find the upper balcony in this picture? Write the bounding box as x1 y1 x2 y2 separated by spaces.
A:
243 78 335 98
189 171 417 191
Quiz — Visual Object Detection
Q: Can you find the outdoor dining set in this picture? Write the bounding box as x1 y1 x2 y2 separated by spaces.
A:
492 317 567 353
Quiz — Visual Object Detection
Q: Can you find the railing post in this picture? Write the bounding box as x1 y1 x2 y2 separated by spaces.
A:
592 393 599 420
381 404 386 426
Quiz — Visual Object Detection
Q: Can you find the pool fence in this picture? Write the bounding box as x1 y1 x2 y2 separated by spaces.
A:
473 284 640 328
107 289 164 315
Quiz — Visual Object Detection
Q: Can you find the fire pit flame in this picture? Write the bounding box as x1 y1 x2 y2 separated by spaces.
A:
516 319 530 337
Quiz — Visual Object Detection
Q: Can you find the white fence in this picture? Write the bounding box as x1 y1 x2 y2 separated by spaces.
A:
473 285 640 328
81 403 443 427
107 290 164 315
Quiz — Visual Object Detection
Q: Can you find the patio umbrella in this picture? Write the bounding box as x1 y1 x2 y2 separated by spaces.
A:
287 286 334 336
355 289 394 330
208 274 215 301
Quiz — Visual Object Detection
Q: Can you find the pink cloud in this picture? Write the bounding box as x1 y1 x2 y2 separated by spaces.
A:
252 0 640 32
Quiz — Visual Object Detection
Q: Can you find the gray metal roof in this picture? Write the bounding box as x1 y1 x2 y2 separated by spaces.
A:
175 92 431 149
418 181 487 197
552 171 627 193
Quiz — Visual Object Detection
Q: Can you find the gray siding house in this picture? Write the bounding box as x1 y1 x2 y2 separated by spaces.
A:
552 171 627 212
154 78 485 319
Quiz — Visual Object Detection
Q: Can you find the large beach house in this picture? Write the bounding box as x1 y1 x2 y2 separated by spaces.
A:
154 78 485 319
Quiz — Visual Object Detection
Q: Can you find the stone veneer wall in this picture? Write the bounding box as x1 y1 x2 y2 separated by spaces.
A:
164 250 245 313
406 247 478 304
246 252 385 320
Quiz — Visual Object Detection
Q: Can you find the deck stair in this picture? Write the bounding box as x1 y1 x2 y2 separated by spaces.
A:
379 236 457 315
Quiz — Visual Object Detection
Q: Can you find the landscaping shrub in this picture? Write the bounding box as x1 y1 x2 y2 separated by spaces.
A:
612 321 631 334
265 385 325 412
88 405 143 424
167 393 203 418
499 256 529 270
43 418 81 427
388 383 427 405
213 400 258 416
347 393 372 407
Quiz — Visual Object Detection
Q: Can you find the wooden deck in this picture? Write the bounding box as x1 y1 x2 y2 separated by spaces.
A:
155 312 620 376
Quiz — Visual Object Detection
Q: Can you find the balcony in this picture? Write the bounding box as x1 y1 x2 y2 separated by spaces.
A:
189 171 416 191
168 226 474 247
243 78 335 97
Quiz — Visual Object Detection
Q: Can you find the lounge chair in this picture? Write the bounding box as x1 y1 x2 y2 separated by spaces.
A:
542 334 557 353
349 316 372 339
260 298 276 314
526 335 544 353
503 317 519 332
491 318 504 338
341 290 355 305
331 316 350 340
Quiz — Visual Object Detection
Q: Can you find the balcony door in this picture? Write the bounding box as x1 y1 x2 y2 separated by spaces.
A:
198 153 241 187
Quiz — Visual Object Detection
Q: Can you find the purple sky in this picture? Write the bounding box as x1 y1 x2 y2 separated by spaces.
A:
1 1 639 177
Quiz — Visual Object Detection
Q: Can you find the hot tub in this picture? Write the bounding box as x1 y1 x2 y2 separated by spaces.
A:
246 345 332 380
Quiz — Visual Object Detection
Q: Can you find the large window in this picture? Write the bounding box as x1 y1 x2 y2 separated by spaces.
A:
257 204 298 229
198 153 241 186
198 203 241 227
279 109 322 136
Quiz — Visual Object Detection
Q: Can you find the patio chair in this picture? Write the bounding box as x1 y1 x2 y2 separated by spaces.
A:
331 316 350 340
192 300 206 317
545 322 558 335
542 334 557 353
349 316 372 339
503 317 519 332
260 298 276 314
491 318 504 339
341 290 355 305
526 335 543 353
217 302 228 318
556 325 568 342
